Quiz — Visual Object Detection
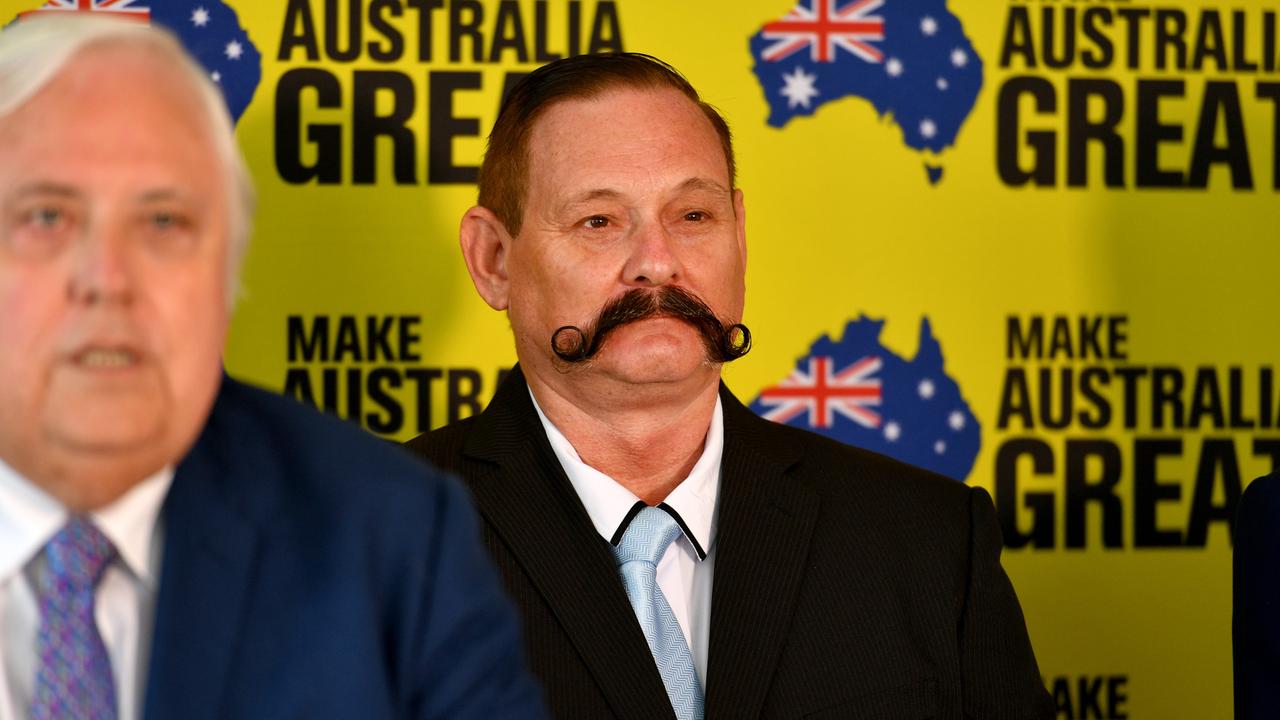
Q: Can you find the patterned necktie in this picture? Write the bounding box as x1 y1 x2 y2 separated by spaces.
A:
32 516 118 720
612 506 705 720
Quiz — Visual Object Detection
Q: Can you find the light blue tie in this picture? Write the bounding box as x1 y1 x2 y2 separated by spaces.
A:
612 506 705 720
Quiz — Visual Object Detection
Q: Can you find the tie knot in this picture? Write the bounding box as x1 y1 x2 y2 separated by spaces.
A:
45 516 116 591
613 506 684 568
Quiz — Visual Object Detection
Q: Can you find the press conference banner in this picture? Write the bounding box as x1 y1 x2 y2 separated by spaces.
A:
6 0 1278 717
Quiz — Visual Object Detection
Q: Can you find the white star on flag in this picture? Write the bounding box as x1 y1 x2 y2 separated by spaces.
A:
918 378 935 398
211 71 221 83
948 410 966 430
885 57 903 77
920 16 938 36
884 421 901 442
920 118 937 139
934 440 947 454
780 66 820 109
191 7 209 27
225 40 243 60
936 77 949 91
950 48 968 67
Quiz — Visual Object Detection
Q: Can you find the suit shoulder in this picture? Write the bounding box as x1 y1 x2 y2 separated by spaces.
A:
1243 470 1280 506
751 413 972 507
218 378 413 463
1239 471 1280 539
209 377 459 510
403 417 481 474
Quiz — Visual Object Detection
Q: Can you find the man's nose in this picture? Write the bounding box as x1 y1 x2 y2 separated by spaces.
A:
622 219 684 287
68 224 134 306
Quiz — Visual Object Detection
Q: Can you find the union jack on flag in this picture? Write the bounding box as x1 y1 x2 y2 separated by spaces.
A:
12 0 263 124
21 0 150 21
748 318 981 482
758 355 882 429
761 0 885 64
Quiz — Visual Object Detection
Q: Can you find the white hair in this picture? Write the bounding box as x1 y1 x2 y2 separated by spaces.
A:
0 14 255 305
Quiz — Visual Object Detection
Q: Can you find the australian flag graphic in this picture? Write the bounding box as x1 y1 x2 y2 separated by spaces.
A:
748 0 983 183
748 316 980 482
16 0 261 124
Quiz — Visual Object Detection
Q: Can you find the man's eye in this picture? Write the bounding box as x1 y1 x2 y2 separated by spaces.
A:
25 206 64 228
683 211 707 222
140 210 198 258
584 216 610 229
6 205 73 258
151 211 185 229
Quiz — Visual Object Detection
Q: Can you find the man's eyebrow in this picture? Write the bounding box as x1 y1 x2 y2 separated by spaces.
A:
680 176 732 193
137 188 193 204
553 188 626 217
7 183 83 201
563 188 625 206
559 179 730 209
675 177 731 197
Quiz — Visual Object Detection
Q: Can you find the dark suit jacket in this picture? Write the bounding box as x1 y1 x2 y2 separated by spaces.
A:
406 367 1053 720
140 376 544 720
1234 470 1280 719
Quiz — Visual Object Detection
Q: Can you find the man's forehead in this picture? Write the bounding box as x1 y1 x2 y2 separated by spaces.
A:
556 177 731 207
529 85 711 139
524 87 730 194
12 41 198 120
0 49 223 216
0 47 210 150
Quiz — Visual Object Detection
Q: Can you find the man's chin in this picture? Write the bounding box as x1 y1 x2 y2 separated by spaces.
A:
22 430 170 511
44 377 168 440
44 407 168 460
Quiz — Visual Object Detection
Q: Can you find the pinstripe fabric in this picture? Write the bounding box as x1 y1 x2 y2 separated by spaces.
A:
406 366 1056 720
448 418 676 720
32 516 118 720
612 508 704 720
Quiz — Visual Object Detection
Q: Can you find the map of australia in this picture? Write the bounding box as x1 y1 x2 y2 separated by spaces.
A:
749 0 982 184
748 316 981 481
11 0 260 124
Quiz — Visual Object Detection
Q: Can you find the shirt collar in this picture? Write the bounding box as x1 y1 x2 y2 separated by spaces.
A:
530 388 722 561
0 457 64 584
0 456 173 589
93 468 173 589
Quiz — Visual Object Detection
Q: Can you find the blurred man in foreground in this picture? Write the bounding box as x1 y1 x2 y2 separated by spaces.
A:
0 15 543 720
407 53 1053 719
1234 470 1280 718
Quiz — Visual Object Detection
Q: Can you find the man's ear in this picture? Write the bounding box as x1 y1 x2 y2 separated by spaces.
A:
733 188 747 266
459 206 513 310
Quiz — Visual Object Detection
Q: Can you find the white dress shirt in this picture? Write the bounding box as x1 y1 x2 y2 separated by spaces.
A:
0 458 171 720
530 391 722 687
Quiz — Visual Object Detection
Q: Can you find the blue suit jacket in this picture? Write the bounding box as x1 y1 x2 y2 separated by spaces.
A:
1235 470 1280 719
140 376 545 719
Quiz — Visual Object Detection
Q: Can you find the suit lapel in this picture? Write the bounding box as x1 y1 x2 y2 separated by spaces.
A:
705 389 819 720
143 383 262 720
464 369 677 720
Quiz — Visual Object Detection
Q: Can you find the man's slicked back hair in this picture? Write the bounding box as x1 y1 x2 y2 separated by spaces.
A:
478 52 736 235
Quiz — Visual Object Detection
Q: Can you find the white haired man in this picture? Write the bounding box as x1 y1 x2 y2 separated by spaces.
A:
0 15 544 720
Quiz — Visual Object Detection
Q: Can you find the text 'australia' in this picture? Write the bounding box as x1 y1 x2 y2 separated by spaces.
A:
995 0 1280 190
273 0 624 185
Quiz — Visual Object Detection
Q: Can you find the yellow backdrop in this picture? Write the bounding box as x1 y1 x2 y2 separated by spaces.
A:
6 0 1277 716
